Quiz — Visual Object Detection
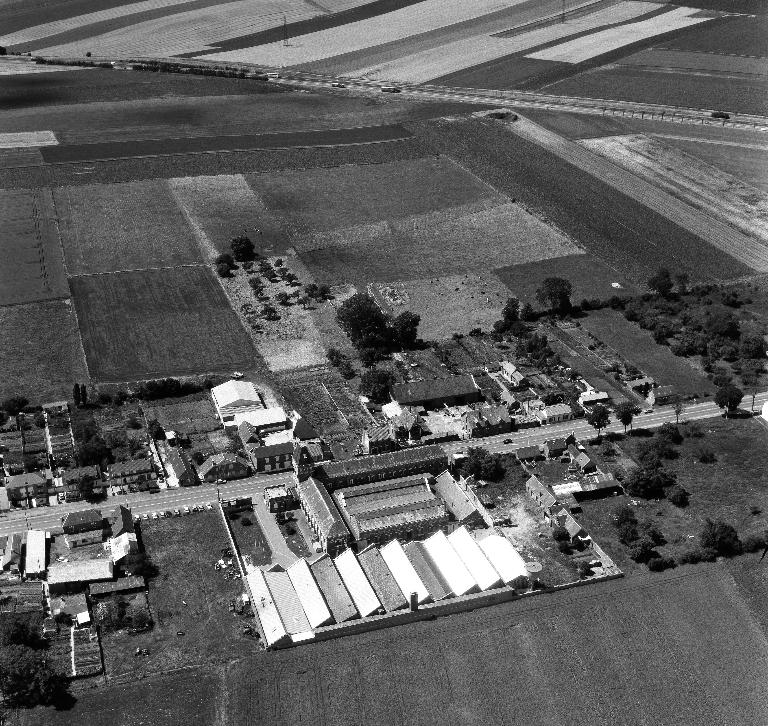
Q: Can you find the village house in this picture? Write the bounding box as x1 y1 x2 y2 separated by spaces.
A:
516 445 542 464
577 472 623 501
542 438 569 459
389 409 423 443
390 375 482 410
292 441 324 481
237 421 261 447
568 445 598 474
4 470 50 507
460 405 512 440
295 477 351 555
578 389 610 407
1 532 23 573
500 362 528 389
362 424 397 455
652 385 676 405
550 508 590 546
264 484 294 513
535 403 573 425
60 466 102 502
107 458 156 493
432 470 486 529
166 448 199 487
198 452 251 482
62 509 104 548
246 441 294 474
526 475 559 513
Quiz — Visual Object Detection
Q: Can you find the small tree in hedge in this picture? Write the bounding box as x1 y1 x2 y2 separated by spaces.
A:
699 518 742 556
668 484 690 507
230 235 255 262
552 526 570 543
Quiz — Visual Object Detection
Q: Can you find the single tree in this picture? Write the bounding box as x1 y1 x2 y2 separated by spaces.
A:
275 292 291 306
648 268 674 298
318 284 332 300
535 277 573 315
0 645 67 707
586 403 610 440
230 235 255 262
668 484 690 507
699 518 742 556
79 384 88 407
131 608 153 631
464 447 504 482
714 383 743 417
2 396 29 416
392 311 420 350
615 401 639 433
624 463 676 499
672 395 684 424
216 261 232 278
674 272 689 296
359 369 395 404
72 383 81 408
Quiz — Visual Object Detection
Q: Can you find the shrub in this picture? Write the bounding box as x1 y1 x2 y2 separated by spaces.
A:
240 517 252 527
617 521 639 545
697 447 717 464
613 505 637 528
677 546 718 565
557 541 571 554
628 538 658 563
667 484 690 507
640 521 665 546
647 556 676 572
699 518 742 556
577 561 593 578
510 575 530 591
742 531 768 553
552 526 570 543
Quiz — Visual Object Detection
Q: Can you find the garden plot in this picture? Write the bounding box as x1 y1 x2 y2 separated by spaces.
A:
371 273 510 340
0 188 68 306
349 1 661 83
0 130 57 147
507 118 768 272
36 0 323 57
202 0 523 65
55 180 201 274
528 6 716 63
0 299 89 404
301 199 583 284
168 174 287 259
246 156 498 237
580 135 768 250
69 266 257 382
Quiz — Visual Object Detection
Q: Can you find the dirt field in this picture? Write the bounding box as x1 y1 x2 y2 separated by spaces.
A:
0 299 88 403
370 273 510 340
54 180 201 274
580 309 715 396
226 566 768 726
69 266 257 382
0 188 68 305
100 512 256 682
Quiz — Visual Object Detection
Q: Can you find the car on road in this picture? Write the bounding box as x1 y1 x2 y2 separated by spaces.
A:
380 85 401 93
173 508 181 517
142 513 149 520
331 81 346 88
151 512 159 519
183 506 191 514
503 438 514 444
163 510 172 518
205 503 213 511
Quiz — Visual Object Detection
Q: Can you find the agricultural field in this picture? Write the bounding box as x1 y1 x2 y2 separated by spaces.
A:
0 299 89 404
226 566 768 725
579 417 768 571
25 668 223 726
658 13 767 57
415 117 752 284
54 180 201 274
0 188 68 306
68 266 258 382
370 273 510 340
580 308 714 396
101 512 256 681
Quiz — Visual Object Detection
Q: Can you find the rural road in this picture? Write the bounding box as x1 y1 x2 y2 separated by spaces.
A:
2 393 765 537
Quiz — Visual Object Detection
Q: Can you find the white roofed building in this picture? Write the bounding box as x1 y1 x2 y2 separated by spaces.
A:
263 569 313 642
379 539 430 605
447 527 501 591
287 559 333 628
478 535 529 585
24 529 47 579
211 380 265 424
247 568 289 648
233 406 289 432
421 530 477 597
333 548 382 618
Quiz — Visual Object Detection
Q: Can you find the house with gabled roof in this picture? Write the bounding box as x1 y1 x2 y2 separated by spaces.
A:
526 475 559 513
210 380 265 424
361 424 397 455
166 448 198 487
198 452 250 482
432 470 485 529
391 375 482 410
62 509 104 548
295 478 350 556
246 441 293 474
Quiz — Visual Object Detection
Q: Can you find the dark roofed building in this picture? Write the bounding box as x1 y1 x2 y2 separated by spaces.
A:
62 509 103 534
356 546 407 612
89 576 145 598
653 385 676 404
60 466 102 502
246 441 294 474
109 505 134 539
308 554 358 623
318 444 448 490
107 458 156 492
391 375 482 410
402 541 452 601
333 476 449 549
166 448 199 487
362 425 397 455
293 417 319 441
526 475 558 511
516 445 542 463
432 470 485 528
568 445 597 474
460 405 512 440
543 438 568 458
198 452 250 482
238 421 260 447
296 478 350 556
576 472 623 501
292 440 330 481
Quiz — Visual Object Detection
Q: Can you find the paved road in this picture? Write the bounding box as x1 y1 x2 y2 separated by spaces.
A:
0 471 295 537
2 393 765 537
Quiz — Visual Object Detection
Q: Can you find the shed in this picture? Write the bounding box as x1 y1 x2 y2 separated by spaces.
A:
24 529 47 578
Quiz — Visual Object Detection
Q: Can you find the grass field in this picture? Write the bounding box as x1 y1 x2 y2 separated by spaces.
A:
619 48 768 77
415 117 751 283
658 14 767 56
101 512 256 681
0 299 88 403
370 273 510 340
496 253 637 305
55 180 201 274
226 566 768 725
580 417 768 571
581 308 714 395
69 266 257 382
247 157 497 236
0 188 68 306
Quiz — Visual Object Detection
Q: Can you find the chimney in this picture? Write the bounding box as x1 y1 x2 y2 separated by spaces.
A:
409 592 419 611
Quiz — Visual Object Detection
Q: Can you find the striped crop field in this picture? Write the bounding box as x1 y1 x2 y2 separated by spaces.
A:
201 0 520 65
346 1 661 83
527 6 715 63
580 134 768 252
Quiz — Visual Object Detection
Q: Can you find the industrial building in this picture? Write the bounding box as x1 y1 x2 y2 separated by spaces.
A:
390 375 482 410
379 539 431 605
447 527 501 591
263 568 313 642
247 568 290 648
478 535 529 585
357 545 407 612
333 476 449 550
421 530 477 597
403 541 452 602
333 548 382 618
308 554 358 623
24 529 47 578
296 478 351 555
210 380 265 424
286 559 333 629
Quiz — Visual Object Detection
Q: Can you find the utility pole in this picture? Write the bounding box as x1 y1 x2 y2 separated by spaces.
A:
561 0 566 23
282 14 288 46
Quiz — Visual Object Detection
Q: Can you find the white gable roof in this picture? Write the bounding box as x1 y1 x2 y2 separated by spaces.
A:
334 548 381 618
379 539 430 604
478 535 529 585
448 526 501 591
287 559 333 629
211 380 263 412
422 529 476 596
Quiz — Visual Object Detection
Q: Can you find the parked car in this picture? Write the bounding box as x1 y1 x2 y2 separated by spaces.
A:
183 506 191 514
173 508 181 517
151 512 159 520
142 513 149 520
331 81 346 88
503 438 514 444
163 510 172 518
205 503 213 511
380 85 401 93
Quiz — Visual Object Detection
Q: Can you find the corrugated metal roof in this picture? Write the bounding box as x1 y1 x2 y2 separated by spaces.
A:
308 555 358 623
403 541 452 601
47 559 113 585
379 540 430 604
447 527 501 591
319 445 447 485
296 478 349 541
478 535 529 585
356 546 407 612
24 529 46 576
247 569 288 648
287 559 333 628
264 570 312 637
421 530 476 596
333 549 381 618
433 471 479 523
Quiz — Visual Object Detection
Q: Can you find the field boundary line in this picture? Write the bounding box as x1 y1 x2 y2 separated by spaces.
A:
67 262 209 278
